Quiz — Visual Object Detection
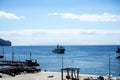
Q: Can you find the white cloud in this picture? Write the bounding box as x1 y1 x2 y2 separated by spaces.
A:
0 11 24 20
48 12 120 22
0 29 120 45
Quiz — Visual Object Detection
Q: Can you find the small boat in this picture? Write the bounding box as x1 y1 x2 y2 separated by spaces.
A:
52 45 65 53
116 47 120 53
116 55 120 59
0 55 4 58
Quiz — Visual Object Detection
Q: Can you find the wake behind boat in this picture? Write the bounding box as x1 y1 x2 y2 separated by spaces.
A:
52 45 65 54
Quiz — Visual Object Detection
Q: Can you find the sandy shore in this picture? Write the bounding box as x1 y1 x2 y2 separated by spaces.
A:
0 71 119 80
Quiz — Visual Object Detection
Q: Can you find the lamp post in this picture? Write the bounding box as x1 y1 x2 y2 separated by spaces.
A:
12 47 14 62
62 55 63 69
108 53 111 80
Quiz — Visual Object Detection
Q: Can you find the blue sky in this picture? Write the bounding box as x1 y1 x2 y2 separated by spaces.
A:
0 0 120 45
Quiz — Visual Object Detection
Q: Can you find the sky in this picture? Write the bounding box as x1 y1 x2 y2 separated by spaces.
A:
0 0 120 45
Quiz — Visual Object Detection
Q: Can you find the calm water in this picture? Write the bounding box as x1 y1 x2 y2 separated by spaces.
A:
0 45 120 76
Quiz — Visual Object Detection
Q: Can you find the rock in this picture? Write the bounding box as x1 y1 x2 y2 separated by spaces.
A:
0 38 12 46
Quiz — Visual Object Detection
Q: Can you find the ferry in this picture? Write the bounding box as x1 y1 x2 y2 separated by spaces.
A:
52 45 65 54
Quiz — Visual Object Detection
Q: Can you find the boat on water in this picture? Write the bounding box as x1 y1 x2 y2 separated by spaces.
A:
52 45 65 54
116 47 120 53
116 55 120 59
0 55 4 58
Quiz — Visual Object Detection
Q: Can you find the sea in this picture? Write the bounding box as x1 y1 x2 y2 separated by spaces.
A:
0 45 120 77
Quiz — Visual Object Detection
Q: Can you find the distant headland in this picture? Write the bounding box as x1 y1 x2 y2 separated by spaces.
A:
0 38 12 46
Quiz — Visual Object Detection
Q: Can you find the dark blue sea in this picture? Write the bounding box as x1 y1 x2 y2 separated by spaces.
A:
0 45 120 77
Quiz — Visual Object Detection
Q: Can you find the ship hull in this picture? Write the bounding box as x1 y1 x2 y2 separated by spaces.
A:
52 49 65 54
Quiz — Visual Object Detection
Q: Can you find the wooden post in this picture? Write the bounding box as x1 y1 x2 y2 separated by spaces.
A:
71 70 73 79
77 69 79 79
67 70 70 80
61 69 63 80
